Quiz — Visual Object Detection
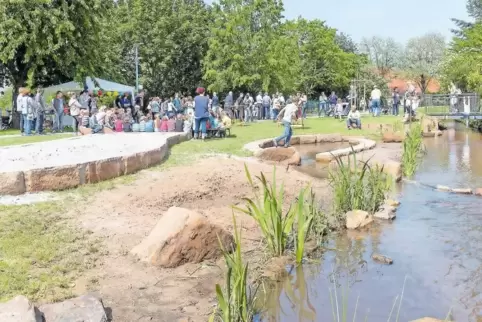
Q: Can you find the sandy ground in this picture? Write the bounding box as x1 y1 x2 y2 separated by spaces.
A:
0 132 179 172
67 156 332 322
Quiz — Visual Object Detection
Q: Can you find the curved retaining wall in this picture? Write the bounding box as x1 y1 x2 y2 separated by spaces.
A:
244 133 376 160
0 132 190 195
244 133 402 181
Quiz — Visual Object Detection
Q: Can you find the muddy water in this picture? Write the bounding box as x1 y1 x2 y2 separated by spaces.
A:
261 128 482 321
294 142 351 179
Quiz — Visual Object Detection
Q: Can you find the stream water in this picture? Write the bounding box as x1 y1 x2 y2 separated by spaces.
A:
261 126 482 321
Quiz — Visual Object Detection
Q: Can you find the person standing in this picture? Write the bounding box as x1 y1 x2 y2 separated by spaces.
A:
212 92 219 113
52 91 65 133
319 92 327 117
273 96 300 148
173 93 182 114
262 92 271 120
370 85 382 117
193 87 210 140
256 92 263 120
392 87 400 116
301 93 308 119
244 93 253 123
35 87 46 135
224 91 234 119
135 90 145 112
272 94 280 121
68 93 82 135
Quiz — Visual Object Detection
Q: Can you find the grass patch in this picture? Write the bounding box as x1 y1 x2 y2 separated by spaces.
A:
0 203 99 302
402 122 423 178
329 153 392 215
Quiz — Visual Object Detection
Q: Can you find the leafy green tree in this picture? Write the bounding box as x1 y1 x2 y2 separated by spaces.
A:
452 0 482 36
292 18 361 95
203 0 284 93
443 23 482 94
0 0 112 111
335 32 358 54
124 0 211 97
401 33 446 95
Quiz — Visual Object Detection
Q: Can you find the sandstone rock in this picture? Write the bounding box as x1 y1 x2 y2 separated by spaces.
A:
299 135 316 144
131 207 234 268
256 147 298 163
0 296 41 322
285 151 301 166
346 210 373 229
436 185 451 192
0 171 26 195
316 133 343 143
382 131 405 143
382 161 402 182
452 188 473 194
386 199 401 207
24 165 81 192
475 188 482 196
372 253 393 265
89 157 125 183
39 294 107 322
123 152 149 175
374 206 396 220
410 318 446 322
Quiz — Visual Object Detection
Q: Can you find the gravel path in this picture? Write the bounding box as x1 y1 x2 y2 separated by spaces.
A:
0 133 179 172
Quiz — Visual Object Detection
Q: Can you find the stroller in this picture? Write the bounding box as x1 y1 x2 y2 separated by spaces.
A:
0 109 12 130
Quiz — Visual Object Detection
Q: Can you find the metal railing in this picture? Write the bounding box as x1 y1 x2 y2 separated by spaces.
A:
422 93 481 115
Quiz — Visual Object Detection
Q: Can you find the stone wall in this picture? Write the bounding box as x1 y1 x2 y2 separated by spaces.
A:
0 132 190 195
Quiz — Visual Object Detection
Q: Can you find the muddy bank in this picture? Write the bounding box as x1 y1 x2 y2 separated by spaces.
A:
63 141 403 321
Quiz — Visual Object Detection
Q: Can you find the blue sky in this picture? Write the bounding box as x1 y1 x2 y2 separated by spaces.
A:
207 0 470 43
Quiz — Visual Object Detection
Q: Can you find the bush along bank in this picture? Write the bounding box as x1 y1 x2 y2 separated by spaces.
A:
402 122 424 178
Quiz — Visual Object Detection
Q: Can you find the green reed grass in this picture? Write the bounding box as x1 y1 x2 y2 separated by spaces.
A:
329 152 391 215
402 122 423 178
293 187 314 264
210 213 257 322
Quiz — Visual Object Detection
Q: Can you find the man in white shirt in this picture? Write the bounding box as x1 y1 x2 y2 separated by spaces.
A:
346 107 361 129
371 85 382 117
273 97 300 148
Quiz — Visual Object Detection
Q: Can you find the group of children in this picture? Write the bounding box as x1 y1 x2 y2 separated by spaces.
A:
78 105 191 135
78 103 232 138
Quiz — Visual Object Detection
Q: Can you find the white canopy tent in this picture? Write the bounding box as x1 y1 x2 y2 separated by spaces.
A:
43 77 135 96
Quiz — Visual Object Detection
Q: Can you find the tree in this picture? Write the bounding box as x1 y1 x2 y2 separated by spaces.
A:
291 19 361 95
402 33 446 94
203 0 284 93
123 0 211 97
335 32 358 54
359 36 402 77
442 23 482 94
0 0 112 122
452 0 482 36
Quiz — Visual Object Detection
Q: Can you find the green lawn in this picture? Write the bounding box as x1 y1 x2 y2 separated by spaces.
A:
159 115 399 168
0 115 398 303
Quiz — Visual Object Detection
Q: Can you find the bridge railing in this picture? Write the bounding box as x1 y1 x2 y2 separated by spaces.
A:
422 93 480 115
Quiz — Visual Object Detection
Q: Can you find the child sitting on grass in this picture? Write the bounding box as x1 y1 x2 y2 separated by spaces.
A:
145 114 154 132
167 116 176 132
183 114 192 133
123 117 132 132
154 114 161 132
115 114 123 132
160 115 169 132
139 116 146 132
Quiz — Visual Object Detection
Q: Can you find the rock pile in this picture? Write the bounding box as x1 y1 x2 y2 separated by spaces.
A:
0 294 108 322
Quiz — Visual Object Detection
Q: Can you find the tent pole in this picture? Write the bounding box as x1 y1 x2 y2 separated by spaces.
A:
135 45 139 94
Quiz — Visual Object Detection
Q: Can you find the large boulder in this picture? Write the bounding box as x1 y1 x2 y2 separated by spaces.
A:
256 147 301 166
345 210 373 229
410 318 446 322
39 294 107 322
0 296 41 322
382 131 405 143
131 207 234 268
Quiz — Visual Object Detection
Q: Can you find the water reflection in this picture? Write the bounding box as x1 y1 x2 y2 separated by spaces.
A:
263 127 482 321
294 142 351 179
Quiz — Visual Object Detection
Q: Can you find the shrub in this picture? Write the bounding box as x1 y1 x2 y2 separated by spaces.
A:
402 122 423 178
329 152 391 215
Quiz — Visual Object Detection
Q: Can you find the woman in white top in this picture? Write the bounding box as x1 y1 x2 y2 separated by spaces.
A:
273 97 300 148
68 92 82 134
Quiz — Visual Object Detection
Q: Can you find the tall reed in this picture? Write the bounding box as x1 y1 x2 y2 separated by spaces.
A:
329 152 391 215
402 122 423 178
234 165 295 257
210 213 257 322
293 187 314 264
